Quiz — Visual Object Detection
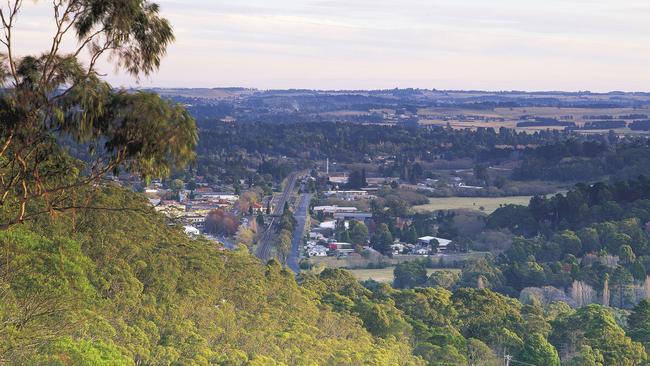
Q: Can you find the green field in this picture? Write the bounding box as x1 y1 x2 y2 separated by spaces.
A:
348 267 461 283
412 196 533 214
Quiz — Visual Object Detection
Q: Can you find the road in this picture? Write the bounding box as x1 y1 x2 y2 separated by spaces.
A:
255 172 298 261
287 193 311 273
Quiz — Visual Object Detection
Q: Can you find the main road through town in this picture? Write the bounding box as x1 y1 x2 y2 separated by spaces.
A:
287 193 311 273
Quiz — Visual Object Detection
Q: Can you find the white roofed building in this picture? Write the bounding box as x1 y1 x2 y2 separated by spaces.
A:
418 236 452 252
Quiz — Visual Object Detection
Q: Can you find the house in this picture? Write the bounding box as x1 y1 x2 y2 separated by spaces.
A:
250 203 264 214
418 236 452 253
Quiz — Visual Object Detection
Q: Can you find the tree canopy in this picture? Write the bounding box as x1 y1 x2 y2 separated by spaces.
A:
0 0 197 229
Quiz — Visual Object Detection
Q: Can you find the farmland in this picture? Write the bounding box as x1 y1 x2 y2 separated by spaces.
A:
418 106 650 134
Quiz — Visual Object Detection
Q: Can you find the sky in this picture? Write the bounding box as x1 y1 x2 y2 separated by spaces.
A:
9 0 650 91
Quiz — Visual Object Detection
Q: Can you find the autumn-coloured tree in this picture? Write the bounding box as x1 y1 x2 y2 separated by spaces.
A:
204 209 240 236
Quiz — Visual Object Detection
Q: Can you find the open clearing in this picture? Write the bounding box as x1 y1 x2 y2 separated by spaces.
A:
308 252 487 270
348 268 461 283
412 196 533 214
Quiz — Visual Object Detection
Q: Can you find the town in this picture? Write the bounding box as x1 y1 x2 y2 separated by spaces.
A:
140 168 460 265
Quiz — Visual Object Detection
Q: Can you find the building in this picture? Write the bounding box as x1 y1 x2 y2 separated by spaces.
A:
333 212 373 222
183 213 206 229
328 175 349 185
309 232 326 241
155 202 186 218
323 190 369 200
313 205 359 219
418 236 452 252
328 242 353 251
319 221 337 230
197 192 239 203
313 205 358 214
250 203 264 214
186 200 231 213
183 226 200 237
366 177 398 186
391 243 406 255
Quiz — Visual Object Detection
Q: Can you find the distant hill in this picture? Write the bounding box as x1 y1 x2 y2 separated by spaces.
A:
145 88 650 131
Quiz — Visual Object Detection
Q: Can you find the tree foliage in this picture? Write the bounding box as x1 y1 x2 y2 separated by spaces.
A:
2 188 649 364
0 0 197 229
0 187 425 364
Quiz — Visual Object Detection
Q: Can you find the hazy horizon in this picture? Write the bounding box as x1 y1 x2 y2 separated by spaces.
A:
11 0 650 92
143 86 650 94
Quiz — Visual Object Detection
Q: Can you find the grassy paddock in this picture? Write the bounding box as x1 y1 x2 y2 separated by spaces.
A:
412 196 533 214
308 252 486 271
348 267 461 283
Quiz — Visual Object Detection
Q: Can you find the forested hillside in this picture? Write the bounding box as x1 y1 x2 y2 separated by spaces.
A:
1 186 649 365
1 187 420 365
472 178 650 308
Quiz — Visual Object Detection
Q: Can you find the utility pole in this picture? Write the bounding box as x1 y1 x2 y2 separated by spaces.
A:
504 353 512 366
504 354 536 366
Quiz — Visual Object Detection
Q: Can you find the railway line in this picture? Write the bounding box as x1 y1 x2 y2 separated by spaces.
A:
255 172 298 261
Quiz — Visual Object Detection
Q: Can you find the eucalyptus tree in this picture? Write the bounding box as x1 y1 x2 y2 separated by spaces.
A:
0 0 197 229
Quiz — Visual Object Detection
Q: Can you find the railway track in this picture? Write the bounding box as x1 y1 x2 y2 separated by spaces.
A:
255 172 298 261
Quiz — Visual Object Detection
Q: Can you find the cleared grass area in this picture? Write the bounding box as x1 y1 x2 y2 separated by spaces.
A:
348 267 461 283
412 196 533 214
307 252 487 272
